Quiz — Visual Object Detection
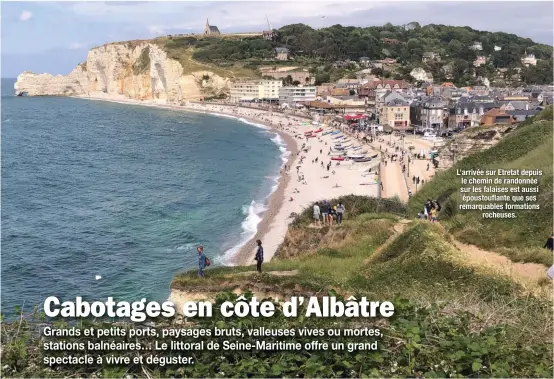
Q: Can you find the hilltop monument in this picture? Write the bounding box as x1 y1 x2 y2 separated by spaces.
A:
204 19 221 36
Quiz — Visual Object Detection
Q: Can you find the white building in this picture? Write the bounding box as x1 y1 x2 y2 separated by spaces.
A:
278 86 317 105
473 56 487 67
229 80 282 103
494 45 502 51
470 41 483 51
410 67 433 82
521 52 537 67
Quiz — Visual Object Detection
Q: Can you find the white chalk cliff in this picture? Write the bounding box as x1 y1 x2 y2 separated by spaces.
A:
14 42 230 102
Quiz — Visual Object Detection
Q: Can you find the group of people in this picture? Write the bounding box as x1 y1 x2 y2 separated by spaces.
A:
197 239 265 277
312 200 345 226
417 199 441 222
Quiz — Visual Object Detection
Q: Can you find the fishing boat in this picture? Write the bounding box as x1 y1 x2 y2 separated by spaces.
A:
304 130 313 135
350 146 361 151
334 146 345 151
330 130 341 135
330 152 345 157
347 154 366 159
369 153 379 159
331 156 345 161
313 128 323 133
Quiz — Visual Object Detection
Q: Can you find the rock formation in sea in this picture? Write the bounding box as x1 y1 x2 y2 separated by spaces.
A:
14 42 230 102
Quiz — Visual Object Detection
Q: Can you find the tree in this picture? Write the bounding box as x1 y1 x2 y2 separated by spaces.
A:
292 80 301 86
283 75 293 86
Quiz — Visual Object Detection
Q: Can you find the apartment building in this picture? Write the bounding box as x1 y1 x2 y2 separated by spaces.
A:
229 80 282 102
278 86 317 105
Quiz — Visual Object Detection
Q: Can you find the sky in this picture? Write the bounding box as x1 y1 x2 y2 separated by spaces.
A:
1 0 553 78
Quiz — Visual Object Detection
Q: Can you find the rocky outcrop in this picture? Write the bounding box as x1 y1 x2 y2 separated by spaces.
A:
14 43 230 102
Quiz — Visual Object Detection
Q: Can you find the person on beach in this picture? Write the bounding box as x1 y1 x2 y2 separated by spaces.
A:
337 202 345 224
313 202 321 226
197 245 207 277
254 239 264 273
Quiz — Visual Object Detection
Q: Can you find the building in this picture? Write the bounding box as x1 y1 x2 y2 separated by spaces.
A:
422 52 441 63
336 79 364 90
506 109 540 123
359 57 371 66
411 97 447 129
410 67 433 82
498 101 530 111
262 30 277 40
521 52 537 67
279 86 317 105
480 108 514 125
473 56 487 67
381 98 410 129
229 80 282 103
357 80 410 99
204 19 221 36
470 41 483 51
275 47 289 61
448 102 497 129
494 45 502 51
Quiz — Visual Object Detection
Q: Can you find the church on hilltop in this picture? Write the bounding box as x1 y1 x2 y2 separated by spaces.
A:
204 19 221 36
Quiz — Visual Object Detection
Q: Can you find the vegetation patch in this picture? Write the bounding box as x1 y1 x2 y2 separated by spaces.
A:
132 46 151 75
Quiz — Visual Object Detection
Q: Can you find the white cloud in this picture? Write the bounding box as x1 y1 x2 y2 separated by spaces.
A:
148 25 166 35
19 10 33 21
68 42 84 50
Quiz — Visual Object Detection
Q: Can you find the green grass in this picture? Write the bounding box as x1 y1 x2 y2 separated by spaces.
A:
152 38 259 78
409 106 553 262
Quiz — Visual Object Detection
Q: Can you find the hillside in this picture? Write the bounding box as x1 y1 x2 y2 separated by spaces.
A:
409 106 553 264
184 22 553 86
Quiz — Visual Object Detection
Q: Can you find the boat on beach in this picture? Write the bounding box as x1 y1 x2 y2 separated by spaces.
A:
352 157 373 162
330 130 341 135
331 156 345 161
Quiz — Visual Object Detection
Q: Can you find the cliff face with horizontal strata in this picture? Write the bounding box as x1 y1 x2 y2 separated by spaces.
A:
14 43 230 102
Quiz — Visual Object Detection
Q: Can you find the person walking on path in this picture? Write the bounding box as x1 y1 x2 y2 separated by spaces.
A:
254 239 264 273
336 202 345 225
197 245 207 277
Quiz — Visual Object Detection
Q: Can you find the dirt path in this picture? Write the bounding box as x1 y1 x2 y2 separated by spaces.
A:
453 241 547 282
365 219 547 283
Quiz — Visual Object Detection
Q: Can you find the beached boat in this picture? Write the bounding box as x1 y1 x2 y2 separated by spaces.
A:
313 128 323 133
330 130 341 135
347 154 366 159
333 135 345 139
334 146 345 151
331 156 345 161
350 146 361 151
352 157 372 162
322 131 333 136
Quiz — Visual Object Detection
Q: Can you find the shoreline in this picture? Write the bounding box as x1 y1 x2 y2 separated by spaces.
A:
72 96 383 266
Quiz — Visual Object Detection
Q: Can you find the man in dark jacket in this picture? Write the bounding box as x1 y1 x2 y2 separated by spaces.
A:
544 233 554 251
254 240 264 273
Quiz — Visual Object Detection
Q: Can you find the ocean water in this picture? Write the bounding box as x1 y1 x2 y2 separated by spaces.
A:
1 78 284 314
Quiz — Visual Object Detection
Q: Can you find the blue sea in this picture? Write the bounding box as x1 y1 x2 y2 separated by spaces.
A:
1 78 286 314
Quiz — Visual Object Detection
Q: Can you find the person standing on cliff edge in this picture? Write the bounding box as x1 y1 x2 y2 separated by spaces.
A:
197 245 207 277
254 240 264 273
